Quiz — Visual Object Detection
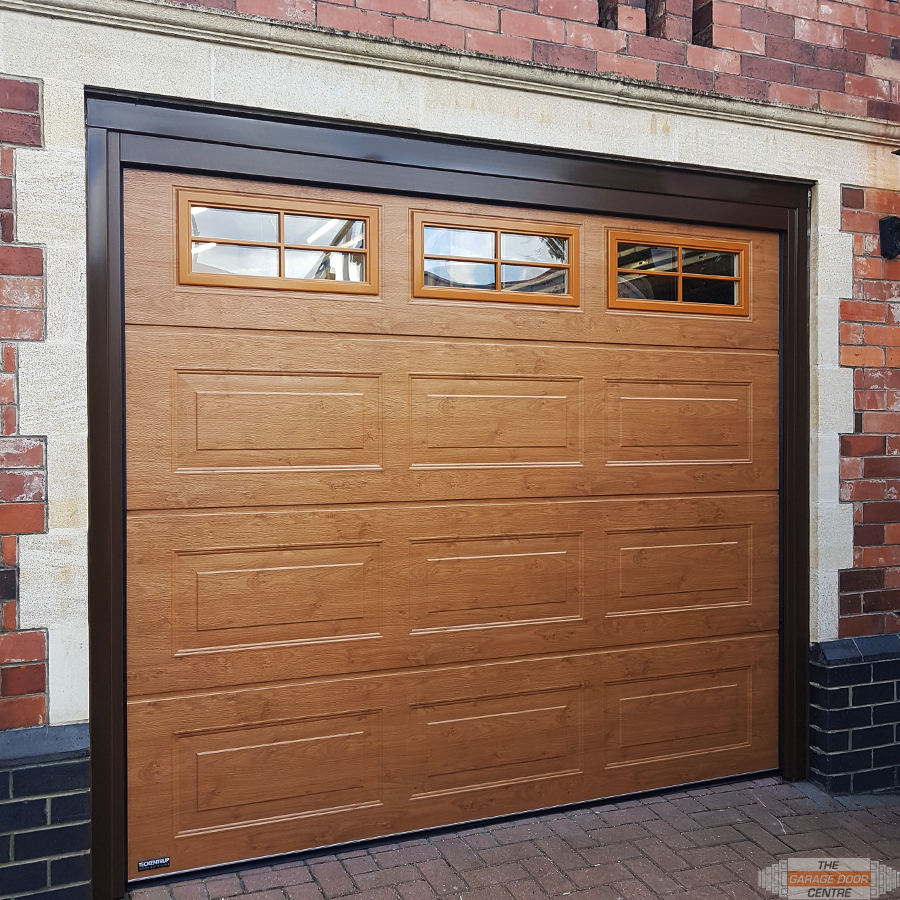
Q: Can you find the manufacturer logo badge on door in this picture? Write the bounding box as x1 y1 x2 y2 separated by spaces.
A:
137 857 171 872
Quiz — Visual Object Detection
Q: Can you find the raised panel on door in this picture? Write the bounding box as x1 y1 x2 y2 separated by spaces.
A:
127 634 777 877
124 170 779 352
125 328 778 510
127 493 777 696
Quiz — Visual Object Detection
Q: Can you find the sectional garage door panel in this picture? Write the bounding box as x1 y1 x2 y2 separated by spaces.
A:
123 170 780 352
124 327 779 510
124 170 781 880
127 634 778 876
126 494 778 696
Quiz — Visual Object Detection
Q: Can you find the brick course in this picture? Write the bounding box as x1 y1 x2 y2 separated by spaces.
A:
0 77 47 734
810 635 900 792
157 0 900 121
0 755 91 900
839 184 900 638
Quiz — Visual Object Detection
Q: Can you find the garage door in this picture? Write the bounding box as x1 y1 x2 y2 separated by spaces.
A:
124 170 779 878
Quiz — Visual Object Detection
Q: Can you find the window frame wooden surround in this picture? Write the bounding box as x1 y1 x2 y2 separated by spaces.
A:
177 189 380 294
608 229 750 317
412 211 580 306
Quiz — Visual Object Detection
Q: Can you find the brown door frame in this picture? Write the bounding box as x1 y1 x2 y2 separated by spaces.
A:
86 91 812 900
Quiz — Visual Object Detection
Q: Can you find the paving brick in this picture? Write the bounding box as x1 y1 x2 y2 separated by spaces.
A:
781 829 842 851
462 832 498 851
633 837 690 872
171 882 209 900
353 889 401 900
344 857 378 875
354 865 422 891
416 859 467 896
688 826 746 847
519 856 574 893
374 846 441 868
430 837 481 871
608 879 657 900
595 806 658 827
646 800 703 832
490 823 553 844
692 808 750 828
670 796 708 814
569 862 633 887
672 864 734 888
621 857 680 893
584 823 652 845
532 837 586 870
285 884 326 900
580 842 644 865
311 861 355 898
730 840 778 870
502 880 543 900
719 881 765 900
464 863 528 889
397 883 437 900
130 888 171 900
544 817 594 848
241 866 313 891
641 819 696 850
204 874 244 898
455 887 514 900
477 843 541 866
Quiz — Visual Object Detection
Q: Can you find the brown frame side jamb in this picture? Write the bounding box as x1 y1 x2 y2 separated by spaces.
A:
85 91 811 900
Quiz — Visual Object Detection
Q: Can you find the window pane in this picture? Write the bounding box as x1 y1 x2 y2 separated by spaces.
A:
423 259 495 290
617 272 678 302
617 243 678 272
285 250 365 282
682 248 738 277
190 207 278 243
682 277 738 306
424 227 494 259
500 265 568 294
191 242 279 277
500 234 568 264
284 216 365 249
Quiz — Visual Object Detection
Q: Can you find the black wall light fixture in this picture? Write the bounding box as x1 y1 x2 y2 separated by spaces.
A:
881 216 900 260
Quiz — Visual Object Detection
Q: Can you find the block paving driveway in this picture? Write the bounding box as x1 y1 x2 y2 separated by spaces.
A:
130 777 900 900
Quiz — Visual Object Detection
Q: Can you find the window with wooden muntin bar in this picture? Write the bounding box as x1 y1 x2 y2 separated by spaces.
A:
177 189 380 294
608 230 750 317
412 211 580 307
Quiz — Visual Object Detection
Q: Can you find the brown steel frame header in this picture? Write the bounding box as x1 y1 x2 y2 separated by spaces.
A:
86 92 812 900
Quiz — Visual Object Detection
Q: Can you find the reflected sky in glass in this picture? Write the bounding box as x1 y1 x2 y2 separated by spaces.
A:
285 216 365 249
424 227 494 259
191 207 278 243
191 242 278 277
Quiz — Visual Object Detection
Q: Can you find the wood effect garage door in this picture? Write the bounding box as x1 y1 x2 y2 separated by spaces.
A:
124 169 779 879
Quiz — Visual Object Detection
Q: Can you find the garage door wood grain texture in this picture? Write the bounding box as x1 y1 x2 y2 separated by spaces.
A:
124 171 780 878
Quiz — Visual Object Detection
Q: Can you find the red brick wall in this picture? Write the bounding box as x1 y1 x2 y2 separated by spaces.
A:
0 77 48 731
166 0 900 121
839 185 900 639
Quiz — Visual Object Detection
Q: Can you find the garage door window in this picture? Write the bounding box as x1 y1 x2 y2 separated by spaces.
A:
412 211 579 307
609 230 749 316
178 189 380 294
